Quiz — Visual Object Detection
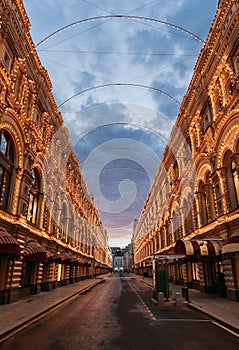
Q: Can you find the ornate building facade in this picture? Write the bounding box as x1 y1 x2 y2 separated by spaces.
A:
0 0 111 304
133 0 239 301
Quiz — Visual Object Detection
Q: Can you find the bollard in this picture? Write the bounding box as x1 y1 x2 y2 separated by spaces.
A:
182 287 189 302
175 292 183 307
184 287 189 302
157 292 165 306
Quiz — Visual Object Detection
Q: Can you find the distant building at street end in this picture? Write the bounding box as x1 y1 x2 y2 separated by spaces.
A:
124 243 134 272
111 244 134 272
111 247 124 271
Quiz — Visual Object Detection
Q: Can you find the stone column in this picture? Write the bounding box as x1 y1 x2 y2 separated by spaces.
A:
215 168 230 214
204 184 214 222
195 191 204 227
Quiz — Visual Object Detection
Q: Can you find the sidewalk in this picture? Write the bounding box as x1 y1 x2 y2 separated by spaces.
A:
0 274 110 343
133 274 239 334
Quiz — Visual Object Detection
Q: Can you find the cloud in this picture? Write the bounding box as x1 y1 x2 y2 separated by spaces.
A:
23 0 218 246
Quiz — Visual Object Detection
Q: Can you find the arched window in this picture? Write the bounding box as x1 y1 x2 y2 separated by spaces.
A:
198 181 206 226
200 100 212 133
185 195 194 234
231 160 239 206
223 151 238 212
0 130 15 211
27 168 41 225
199 174 215 226
173 161 179 180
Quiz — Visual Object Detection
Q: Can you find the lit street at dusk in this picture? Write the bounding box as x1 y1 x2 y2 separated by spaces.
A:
1 0 239 348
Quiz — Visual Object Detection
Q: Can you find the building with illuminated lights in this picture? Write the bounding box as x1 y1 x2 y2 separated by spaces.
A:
0 0 111 304
133 0 239 302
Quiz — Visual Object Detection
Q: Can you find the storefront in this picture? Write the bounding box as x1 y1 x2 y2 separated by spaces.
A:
0 229 21 304
20 240 48 297
222 234 239 301
174 239 225 295
152 254 185 300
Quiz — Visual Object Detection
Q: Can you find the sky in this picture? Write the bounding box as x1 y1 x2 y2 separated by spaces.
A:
23 0 218 247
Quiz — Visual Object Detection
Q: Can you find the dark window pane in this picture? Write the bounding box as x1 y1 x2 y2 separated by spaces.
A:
0 133 7 155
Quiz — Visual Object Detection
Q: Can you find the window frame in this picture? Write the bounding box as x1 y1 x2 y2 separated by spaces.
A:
0 130 15 212
27 168 41 226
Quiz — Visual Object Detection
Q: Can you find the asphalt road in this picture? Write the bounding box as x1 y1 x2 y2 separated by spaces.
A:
1 273 239 350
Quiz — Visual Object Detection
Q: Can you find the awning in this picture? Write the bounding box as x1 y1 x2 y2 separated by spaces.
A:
222 234 239 256
154 254 186 262
56 252 73 264
46 251 55 262
174 239 223 259
0 229 20 257
24 240 47 262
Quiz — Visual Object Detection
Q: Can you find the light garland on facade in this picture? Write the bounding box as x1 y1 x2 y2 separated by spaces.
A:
133 0 239 269
0 0 112 272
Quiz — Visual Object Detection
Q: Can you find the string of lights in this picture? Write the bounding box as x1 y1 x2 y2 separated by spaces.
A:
36 15 205 47
57 83 181 108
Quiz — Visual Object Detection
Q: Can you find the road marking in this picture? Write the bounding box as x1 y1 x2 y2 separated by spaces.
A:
126 277 239 338
154 318 239 337
126 279 156 321
212 321 239 338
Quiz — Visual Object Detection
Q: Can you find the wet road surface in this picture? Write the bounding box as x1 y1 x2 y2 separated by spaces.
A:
1 273 239 350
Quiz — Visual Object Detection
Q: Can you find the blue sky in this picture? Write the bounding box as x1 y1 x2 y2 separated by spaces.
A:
23 0 218 247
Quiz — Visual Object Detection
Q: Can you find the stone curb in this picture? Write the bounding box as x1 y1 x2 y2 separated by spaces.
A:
188 302 239 335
